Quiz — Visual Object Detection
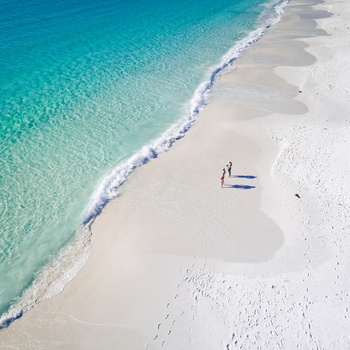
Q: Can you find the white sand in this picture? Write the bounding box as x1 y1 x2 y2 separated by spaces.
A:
1 0 350 348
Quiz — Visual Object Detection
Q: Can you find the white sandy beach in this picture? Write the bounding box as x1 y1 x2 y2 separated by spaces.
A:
1 0 350 348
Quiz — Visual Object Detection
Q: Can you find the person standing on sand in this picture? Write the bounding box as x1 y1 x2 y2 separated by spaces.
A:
220 168 226 188
226 160 232 177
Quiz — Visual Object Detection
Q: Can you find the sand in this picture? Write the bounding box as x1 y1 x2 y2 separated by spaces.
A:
1 0 350 348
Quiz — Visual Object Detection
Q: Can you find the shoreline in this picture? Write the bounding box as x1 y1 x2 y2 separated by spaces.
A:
2 0 350 348
0 0 286 328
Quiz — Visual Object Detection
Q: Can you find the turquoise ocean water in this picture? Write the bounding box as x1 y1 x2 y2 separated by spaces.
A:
0 0 286 326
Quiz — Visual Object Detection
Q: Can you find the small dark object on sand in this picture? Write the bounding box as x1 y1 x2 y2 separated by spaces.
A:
295 194 301 198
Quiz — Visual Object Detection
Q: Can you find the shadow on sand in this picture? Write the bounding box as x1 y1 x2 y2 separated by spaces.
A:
233 175 257 179
225 184 256 190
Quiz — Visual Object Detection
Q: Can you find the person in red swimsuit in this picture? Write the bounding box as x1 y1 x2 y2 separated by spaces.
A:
220 168 226 188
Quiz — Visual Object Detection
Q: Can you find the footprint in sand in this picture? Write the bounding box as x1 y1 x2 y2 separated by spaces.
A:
154 335 158 340
162 341 166 346
166 314 169 320
168 330 172 335
158 324 161 329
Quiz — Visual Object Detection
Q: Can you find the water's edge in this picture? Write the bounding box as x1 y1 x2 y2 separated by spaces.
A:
0 0 288 329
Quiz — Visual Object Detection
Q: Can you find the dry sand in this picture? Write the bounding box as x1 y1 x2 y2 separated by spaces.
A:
1 0 350 348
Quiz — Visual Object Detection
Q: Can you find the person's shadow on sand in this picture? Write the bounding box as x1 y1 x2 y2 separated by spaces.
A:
225 184 256 190
225 175 257 190
233 175 257 180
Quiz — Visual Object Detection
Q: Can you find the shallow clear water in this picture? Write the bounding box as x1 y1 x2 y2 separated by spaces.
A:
0 0 284 323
